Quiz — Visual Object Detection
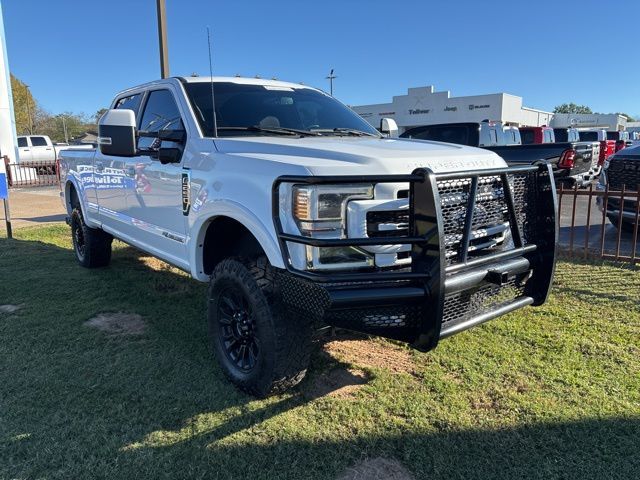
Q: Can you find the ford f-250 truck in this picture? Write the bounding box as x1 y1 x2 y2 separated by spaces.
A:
59 77 557 396
400 122 599 187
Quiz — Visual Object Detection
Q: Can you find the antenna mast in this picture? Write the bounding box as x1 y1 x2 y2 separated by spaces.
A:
207 27 218 137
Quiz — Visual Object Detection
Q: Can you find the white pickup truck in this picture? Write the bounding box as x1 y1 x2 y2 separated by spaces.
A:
17 134 92 164
59 77 557 396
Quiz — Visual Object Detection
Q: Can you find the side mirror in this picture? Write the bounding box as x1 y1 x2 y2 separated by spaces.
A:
380 118 399 138
98 109 136 157
158 147 182 164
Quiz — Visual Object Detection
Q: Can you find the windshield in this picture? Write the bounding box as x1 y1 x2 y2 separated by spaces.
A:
183 82 380 137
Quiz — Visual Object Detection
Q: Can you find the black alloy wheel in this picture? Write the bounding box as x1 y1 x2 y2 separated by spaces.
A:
217 286 259 372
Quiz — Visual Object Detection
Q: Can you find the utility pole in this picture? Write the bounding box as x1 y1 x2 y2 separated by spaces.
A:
24 83 33 134
156 0 170 78
60 115 68 143
325 68 337 96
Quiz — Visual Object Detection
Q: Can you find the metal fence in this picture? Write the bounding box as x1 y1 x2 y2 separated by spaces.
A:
558 183 639 264
3 156 60 188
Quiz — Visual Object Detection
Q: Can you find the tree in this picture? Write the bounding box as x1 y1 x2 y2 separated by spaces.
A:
616 113 635 121
553 103 593 114
94 108 108 123
11 74 37 134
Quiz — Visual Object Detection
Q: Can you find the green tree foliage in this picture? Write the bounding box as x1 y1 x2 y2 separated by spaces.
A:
553 103 593 114
11 74 36 135
10 73 96 143
616 113 635 121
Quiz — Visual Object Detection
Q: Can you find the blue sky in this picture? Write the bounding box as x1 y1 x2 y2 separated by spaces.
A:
3 0 639 118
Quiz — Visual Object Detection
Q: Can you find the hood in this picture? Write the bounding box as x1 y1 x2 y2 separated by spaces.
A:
214 136 506 175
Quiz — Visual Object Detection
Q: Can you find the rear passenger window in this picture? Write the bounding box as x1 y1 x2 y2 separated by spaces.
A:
17 137 27 147
30 136 47 147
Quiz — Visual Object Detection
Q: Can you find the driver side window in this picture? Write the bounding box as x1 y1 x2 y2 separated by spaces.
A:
138 89 185 150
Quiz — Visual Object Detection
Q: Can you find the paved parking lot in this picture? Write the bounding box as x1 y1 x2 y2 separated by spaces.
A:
0 187 66 231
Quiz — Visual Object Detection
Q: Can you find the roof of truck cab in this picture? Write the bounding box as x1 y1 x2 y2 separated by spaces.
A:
115 76 318 97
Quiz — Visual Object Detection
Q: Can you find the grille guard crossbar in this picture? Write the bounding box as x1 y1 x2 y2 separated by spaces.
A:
272 163 557 350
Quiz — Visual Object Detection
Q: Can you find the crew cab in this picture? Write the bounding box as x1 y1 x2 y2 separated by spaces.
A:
553 128 580 143
597 144 640 233
400 122 597 186
519 126 555 145
606 131 631 152
59 77 557 396
578 129 616 166
17 135 92 164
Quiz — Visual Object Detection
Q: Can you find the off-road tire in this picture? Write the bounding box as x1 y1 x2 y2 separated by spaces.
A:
70 207 113 268
608 215 638 234
208 256 313 397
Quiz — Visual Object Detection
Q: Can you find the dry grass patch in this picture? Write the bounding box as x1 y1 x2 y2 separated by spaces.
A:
84 313 146 336
304 367 369 400
323 338 417 375
336 457 415 480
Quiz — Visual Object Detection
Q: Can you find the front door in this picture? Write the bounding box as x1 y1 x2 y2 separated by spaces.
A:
17 136 32 163
123 88 188 264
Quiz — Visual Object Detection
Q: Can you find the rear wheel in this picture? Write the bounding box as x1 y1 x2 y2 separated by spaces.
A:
70 207 113 268
208 257 313 397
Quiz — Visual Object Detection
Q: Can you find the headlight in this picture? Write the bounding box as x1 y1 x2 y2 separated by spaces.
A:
292 184 374 270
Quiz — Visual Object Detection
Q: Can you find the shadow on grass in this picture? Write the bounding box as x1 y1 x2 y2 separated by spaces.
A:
1 234 639 479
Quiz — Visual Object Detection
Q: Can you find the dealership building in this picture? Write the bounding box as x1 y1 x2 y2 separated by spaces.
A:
352 85 553 134
549 113 627 131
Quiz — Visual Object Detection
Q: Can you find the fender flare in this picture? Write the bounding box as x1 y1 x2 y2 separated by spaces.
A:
189 200 285 281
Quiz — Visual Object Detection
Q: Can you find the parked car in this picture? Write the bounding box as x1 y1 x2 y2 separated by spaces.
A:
400 121 597 186
59 77 557 397
578 129 616 166
17 135 92 164
597 143 640 232
519 126 555 145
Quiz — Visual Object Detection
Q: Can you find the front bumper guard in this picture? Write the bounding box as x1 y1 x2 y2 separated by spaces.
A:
272 164 557 352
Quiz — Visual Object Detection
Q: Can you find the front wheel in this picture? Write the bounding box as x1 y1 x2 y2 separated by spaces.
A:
207 257 313 397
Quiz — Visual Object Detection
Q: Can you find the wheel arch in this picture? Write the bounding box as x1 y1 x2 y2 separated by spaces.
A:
190 209 284 281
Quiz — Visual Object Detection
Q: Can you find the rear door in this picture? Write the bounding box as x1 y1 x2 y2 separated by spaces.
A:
29 136 55 163
17 136 32 163
94 92 144 236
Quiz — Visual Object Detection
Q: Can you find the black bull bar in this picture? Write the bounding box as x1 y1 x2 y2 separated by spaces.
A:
272 163 557 352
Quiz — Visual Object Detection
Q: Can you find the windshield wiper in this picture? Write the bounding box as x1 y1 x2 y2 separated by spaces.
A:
313 128 380 137
216 126 320 137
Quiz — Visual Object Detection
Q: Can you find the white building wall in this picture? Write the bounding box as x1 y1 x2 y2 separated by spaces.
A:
352 86 552 133
549 113 627 131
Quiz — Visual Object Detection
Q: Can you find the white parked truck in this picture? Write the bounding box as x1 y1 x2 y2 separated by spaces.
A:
59 77 557 396
17 135 92 164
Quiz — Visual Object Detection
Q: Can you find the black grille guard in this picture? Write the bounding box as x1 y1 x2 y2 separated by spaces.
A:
272 163 558 351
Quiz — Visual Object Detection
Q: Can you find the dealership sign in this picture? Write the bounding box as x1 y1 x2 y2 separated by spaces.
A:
0 157 7 199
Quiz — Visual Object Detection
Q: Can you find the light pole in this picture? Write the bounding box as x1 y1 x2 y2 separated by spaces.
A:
325 68 336 96
24 83 33 134
59 114 68 144
156 0 169 78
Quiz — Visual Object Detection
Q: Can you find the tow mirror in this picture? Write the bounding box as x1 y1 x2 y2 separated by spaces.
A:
158 129 186 143
380 118 399 138
98 109 136 157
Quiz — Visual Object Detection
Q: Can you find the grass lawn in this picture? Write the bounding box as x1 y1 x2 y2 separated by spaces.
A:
1 224 639 480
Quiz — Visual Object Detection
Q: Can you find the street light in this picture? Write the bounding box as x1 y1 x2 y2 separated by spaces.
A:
325 68 336 96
